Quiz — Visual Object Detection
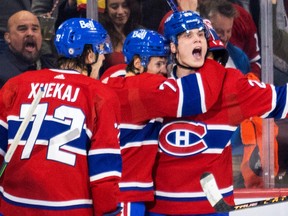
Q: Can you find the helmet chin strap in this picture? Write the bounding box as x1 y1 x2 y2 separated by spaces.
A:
175 58 195 70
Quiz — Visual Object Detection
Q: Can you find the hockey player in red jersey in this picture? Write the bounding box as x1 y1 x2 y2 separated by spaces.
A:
146 10 288 216
0 18 122 216
101 29 171 216
101 27 229 216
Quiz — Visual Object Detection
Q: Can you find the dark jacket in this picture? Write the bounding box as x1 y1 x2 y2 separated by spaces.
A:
0 47 56 88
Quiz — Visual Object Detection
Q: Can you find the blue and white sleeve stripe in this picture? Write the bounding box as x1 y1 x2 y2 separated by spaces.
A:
88 148 122 182
177 73 206 117
264 84 288 119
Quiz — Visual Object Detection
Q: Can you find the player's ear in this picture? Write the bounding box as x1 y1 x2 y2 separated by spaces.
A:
133 57 142 70
170 42 177 54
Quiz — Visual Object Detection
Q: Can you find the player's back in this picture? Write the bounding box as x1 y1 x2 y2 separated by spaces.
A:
0 68 121 216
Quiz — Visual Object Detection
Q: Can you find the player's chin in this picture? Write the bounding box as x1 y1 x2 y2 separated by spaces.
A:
190 59 205 68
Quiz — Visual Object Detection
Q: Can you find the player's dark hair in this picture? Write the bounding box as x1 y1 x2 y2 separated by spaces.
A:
57 44 98 73
126 55 145 75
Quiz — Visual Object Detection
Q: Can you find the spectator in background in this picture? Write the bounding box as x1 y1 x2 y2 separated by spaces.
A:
31 0 65 70
0 10 56 88
199 0 251 74
0 1 31 54
99 0 142 72
229 1 261 79
198 0 261 78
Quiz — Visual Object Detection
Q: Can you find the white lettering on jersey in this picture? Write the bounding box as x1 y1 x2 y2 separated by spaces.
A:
28 83 80 102
21 104 83 166
248 79 266 88
175 130 190 146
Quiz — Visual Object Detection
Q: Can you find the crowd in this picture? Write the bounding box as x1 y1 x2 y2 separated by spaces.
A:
0 0 287 216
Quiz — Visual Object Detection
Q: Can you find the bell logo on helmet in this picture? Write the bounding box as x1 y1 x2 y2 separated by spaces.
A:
132 29 147 40
79 20 96 30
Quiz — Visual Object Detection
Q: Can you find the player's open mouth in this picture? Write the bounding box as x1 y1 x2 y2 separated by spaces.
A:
192 47 202 59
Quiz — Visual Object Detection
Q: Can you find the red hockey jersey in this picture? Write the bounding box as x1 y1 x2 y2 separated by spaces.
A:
103 59 227 123
102 64 163 202
0 69 122 216
101 60 228 202
147 64 288 215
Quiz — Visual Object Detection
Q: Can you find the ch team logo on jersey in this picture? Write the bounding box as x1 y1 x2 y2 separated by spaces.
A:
159 121 208 157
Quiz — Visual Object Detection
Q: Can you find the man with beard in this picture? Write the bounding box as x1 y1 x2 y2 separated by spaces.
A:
0 10 56 88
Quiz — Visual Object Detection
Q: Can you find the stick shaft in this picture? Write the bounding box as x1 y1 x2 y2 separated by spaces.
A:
231 196 288 211
200 172 288 212
166 0 178 12
0 163 7 177
0 87 44 177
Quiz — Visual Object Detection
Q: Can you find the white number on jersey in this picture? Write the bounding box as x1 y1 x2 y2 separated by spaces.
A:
20 104 84 166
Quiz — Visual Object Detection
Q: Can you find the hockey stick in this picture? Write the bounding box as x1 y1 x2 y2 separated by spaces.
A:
200 172 288 212
0 87 44 177
165 0 179 12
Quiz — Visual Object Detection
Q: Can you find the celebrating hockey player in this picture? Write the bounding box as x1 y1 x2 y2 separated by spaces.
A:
101 26 230 216
146 10 288 216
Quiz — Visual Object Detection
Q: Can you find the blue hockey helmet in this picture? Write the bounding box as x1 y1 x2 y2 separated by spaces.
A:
123 29 170 67
164 10 209 44
54 18 112 58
